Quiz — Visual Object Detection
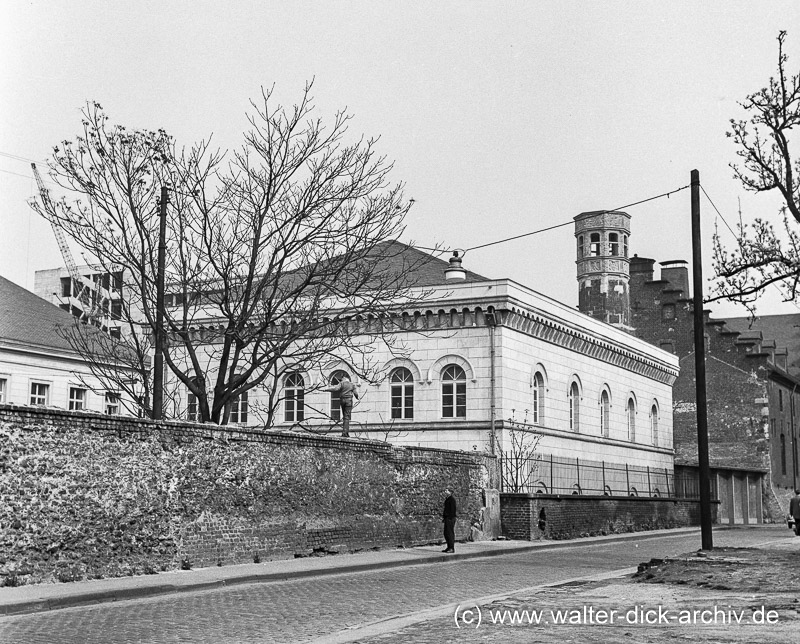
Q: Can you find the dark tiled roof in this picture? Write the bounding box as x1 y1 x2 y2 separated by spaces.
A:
724 313 800 377
369 240 489 287
0 275 82 353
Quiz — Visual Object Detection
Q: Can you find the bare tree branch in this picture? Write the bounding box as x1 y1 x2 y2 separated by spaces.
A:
31 83 438 424
712 32 800 312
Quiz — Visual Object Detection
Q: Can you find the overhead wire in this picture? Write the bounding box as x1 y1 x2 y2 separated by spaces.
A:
414 184 691 257
700 182 800 312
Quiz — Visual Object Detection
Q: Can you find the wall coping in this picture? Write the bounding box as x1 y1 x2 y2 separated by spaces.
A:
0 403 492 465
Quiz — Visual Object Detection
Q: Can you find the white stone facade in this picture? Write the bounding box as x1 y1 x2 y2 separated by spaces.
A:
169 278 678 478
0 345 124 415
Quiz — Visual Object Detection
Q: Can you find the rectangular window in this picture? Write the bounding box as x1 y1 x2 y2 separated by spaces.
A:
391 385 414 419
105 392 120 415
442 382 466 418
229 392 249 424
284 388 304 422
69 387 86 411
0 378 6 403
779 389 784 412
187 393 198 421
60 277 72 297
30 382 50 406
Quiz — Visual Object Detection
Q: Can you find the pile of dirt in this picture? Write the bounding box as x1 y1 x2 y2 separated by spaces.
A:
634 547 800 593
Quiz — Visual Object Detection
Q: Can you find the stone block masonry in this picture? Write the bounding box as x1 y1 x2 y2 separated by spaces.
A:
0 404 496 586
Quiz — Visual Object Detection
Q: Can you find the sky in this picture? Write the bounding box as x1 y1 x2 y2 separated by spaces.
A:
1 1 799 319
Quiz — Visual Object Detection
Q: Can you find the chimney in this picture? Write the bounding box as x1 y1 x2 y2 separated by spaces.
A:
660 260 690 297
444 251 466 281
630 255 656 281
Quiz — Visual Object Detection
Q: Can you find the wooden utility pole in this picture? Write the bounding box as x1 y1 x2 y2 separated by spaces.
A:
691 169 713 550
152 186 168 421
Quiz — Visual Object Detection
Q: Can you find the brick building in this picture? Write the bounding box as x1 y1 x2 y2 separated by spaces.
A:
620 256 800 523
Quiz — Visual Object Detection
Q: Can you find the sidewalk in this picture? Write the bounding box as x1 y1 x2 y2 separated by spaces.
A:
0 527 702 616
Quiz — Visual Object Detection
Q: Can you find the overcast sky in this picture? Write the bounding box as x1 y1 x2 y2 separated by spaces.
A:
1 1 798 318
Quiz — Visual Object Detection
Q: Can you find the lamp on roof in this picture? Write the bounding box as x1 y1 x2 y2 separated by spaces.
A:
444 251 466 281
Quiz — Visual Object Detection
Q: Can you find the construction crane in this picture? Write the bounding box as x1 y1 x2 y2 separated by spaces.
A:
31 162 93 318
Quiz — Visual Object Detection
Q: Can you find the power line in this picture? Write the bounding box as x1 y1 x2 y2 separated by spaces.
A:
700 184 738 241
700 182 800 312
462 184 691 254
0 167 36 180
0 150 39 164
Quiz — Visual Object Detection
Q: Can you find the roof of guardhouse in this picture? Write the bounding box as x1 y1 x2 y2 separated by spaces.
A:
370 240 490 287
0 274 81 353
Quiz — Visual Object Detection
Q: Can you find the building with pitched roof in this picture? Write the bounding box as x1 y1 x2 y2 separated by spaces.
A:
153 237 680 496
0 275 130 414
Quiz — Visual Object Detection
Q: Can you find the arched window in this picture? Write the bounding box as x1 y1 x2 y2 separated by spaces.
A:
590 233 601 256
284 372 305 422
651 403 659 446
532 372 545 425
441 364 466 418
609 232 619 256
569 381 580 432
627 398 636 442
390 367 414 419
600 390 610 437
329 370 350 421
229 392 248 424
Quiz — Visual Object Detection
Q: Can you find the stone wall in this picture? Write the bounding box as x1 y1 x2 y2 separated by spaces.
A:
0 404 497 586
500 493 711 540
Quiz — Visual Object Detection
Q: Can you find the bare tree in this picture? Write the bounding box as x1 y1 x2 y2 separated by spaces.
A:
31 82 433 424
495 411 542 493
711 31 800 312
55 314 153 417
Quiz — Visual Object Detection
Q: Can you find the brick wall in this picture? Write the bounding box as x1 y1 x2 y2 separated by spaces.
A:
500 493 710 540
0 404 497 586
627 256 799 522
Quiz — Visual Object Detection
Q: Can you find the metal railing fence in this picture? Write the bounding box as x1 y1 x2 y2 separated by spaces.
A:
501 453 717 500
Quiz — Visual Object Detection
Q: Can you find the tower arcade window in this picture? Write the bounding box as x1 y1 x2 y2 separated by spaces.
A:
590 233 601 256
609 233 619 256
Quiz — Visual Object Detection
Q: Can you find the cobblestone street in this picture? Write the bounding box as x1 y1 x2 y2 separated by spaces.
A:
0 527 789 643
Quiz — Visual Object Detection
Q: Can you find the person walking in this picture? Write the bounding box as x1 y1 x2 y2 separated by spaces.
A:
442 488 456 553
324 375 359 437
790 489 800 536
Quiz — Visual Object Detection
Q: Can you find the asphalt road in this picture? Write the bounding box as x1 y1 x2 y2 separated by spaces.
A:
0 526 786 643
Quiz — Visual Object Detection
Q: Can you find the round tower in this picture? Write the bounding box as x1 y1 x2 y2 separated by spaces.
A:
574 210 631 327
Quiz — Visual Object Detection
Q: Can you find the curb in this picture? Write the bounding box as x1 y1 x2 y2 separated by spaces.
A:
0 527 702 616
